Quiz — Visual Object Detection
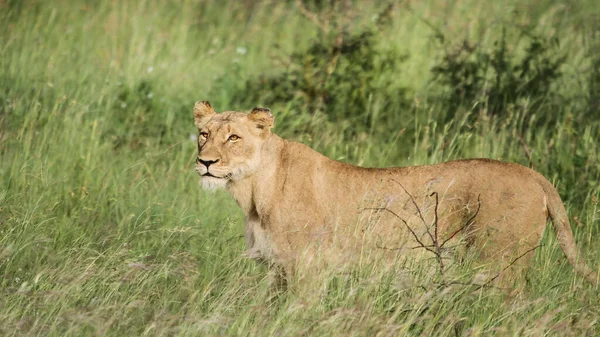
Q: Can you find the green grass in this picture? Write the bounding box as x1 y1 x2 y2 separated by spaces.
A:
1 0 599 336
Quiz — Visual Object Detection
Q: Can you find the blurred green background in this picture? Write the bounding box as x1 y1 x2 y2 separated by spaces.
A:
1 0 599 336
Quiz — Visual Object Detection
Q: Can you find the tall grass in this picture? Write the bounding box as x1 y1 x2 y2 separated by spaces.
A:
1 0 599 336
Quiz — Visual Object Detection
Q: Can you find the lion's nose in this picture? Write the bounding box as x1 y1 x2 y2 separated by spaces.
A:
198 158 219 168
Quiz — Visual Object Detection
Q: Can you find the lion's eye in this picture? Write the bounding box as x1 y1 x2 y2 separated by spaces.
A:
228 135 240 142
199 132 209 139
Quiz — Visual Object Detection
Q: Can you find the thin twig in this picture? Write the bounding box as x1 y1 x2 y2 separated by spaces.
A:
430 191 444 273
441 194 481 247
375 242 405 252
431 192 439 247
390 179 436 244
361 207 437 255
480 244 542 288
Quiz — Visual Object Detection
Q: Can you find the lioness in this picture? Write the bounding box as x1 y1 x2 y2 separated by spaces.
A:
193 101 596 286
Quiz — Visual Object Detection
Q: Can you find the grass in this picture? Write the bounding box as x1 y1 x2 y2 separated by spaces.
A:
1 0 599 336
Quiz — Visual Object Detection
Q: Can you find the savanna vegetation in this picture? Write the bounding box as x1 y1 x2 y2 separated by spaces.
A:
1 0 599 335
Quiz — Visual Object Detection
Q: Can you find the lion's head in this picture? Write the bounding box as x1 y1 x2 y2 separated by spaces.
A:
193 101 274 190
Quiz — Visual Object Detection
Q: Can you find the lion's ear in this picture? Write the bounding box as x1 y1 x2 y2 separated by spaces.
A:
248 107 274 134
194 101 216 129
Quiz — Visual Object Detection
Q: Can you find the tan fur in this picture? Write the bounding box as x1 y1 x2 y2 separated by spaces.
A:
193 101 597 285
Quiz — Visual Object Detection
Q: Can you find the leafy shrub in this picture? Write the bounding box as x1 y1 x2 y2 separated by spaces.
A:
211 5 411 138
431 28 567 124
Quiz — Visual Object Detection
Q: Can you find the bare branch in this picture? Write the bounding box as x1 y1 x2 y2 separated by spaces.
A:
361 207 437 256
430 191 439 245
390 179 436 244
481 244 542 288
441 194 481 247
364 190 538 291
429 191 444 272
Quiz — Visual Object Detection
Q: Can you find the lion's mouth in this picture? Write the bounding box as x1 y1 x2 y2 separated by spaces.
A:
202 172 230 180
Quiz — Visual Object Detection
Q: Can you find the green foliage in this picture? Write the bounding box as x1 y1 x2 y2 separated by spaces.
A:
431 28 567 124
214 8 410 137
586 24 600 115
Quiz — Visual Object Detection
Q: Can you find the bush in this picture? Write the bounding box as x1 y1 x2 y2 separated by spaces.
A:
431 28 567 125
211 4 411 138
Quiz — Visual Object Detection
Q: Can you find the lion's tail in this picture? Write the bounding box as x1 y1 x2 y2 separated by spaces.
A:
539 178 597 284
